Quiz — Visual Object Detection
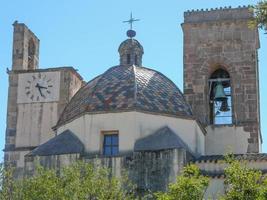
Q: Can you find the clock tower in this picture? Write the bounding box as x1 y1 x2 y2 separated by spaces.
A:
5 22 84 177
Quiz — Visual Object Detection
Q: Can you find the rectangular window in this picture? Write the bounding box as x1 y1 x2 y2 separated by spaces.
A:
103 133 119 156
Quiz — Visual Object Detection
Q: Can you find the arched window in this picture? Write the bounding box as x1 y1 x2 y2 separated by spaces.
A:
209 68 232 125
28 38 35 70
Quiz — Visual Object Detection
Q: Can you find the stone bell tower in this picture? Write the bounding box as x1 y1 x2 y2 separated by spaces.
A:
5 22 84 178
182 6 261 154
12 21 40 71
5 22 40 177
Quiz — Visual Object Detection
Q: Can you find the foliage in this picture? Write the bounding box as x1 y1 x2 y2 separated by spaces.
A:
250 1 267 32
0 163 21 200
0 162 137 200
220 154 267 200
3 157 267 200
155 164 209 200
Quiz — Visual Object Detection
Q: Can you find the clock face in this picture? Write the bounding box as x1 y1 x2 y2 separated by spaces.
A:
18 71 60 103
25 73 53 101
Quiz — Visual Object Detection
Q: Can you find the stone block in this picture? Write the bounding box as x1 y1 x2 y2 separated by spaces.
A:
183 7 260 153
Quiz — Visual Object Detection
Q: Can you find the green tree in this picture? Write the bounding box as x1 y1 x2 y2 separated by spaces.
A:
0 162 137 200
250 1 267 32
0 163 20 200
221 154 267 200
155 164 209 200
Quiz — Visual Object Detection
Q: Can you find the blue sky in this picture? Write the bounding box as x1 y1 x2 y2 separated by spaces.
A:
0 0 266 161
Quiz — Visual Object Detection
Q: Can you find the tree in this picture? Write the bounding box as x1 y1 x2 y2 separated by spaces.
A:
0 162 137 200
221 154 267 200
0 163 20 200
155 164 209 200
250 1 267 33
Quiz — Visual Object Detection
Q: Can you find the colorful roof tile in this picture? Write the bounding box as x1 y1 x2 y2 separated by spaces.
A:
57 65 193 127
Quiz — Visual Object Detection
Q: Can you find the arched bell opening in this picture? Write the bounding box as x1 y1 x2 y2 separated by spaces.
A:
209 68 232 125
28 38 36 70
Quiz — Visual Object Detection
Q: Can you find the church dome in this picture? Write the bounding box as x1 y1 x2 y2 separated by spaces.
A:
56 64 193 127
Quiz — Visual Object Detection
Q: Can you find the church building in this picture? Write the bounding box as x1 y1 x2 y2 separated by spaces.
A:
4 6 266 198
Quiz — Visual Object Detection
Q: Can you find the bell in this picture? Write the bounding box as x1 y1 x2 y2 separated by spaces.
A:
219 99 230 112
214 82 227 101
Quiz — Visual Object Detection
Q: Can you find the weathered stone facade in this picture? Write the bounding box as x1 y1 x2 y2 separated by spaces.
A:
4 6 264 199
25 149 190 192
12 21 39 71
182 6 261 153
4 22 84 178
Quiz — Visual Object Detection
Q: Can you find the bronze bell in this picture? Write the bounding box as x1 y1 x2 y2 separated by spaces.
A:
214 82 227 102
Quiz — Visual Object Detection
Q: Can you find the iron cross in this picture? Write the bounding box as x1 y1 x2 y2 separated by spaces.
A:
123 13 140 30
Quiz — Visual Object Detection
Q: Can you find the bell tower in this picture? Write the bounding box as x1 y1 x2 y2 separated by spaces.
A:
12 21 39 71
5 22 84 178
182 6 261 154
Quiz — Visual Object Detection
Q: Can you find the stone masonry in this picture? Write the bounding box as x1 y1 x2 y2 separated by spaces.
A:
182 6 261 153
4 22 84 177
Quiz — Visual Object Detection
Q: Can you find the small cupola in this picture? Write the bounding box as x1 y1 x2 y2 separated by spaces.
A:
118 13 144 66
118 37 144 66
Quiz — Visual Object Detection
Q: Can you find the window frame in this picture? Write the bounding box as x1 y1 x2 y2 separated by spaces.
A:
101 131 119 156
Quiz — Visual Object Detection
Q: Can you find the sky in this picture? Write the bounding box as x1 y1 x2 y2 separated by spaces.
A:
0 0 266 161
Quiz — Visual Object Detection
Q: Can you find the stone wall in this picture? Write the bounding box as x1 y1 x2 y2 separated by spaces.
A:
12 22 39 71
182 6 261 153
5 69 83 178
27 149 188 192
184 6 253 23
195 155 267 199
24 153 81 177
129 149 187 192
5 73 18 157
205 125 250 155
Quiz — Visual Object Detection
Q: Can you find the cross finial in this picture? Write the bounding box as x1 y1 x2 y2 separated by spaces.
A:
123 12 140 30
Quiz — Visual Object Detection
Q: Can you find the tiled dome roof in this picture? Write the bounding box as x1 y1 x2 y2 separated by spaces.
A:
56 65 193 127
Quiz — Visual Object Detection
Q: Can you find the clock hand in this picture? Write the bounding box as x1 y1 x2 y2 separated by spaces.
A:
39 85 47 89
35 83 44 97
38 87 44 97
36 83 48 89
35 83 47 89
